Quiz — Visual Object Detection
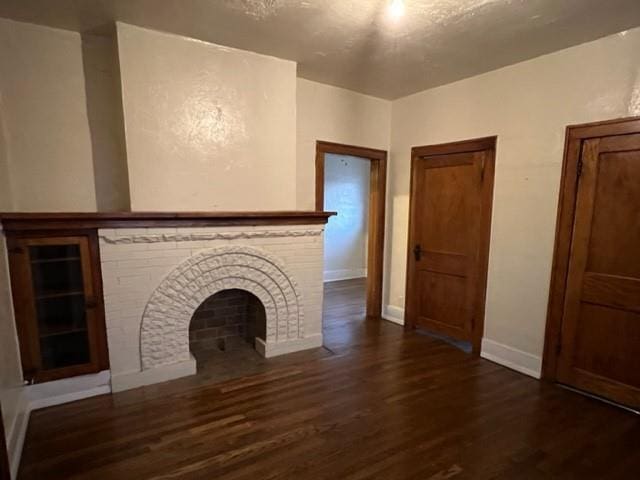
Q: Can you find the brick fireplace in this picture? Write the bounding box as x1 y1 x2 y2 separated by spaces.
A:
0 212 332 394
94 214 331 392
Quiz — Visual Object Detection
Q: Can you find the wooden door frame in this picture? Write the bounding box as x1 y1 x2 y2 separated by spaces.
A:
542 115 640 380
405 136 497 355
315 141 387 319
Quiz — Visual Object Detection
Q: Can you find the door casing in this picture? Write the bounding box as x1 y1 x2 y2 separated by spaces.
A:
315 141 387 319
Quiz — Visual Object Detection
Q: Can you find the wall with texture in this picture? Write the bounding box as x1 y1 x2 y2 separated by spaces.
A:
117 23 297 211
0 233 28 477
388 27 640 374
296 78 391 210
323 154 369 281
0 19 98 211
0 108 12 211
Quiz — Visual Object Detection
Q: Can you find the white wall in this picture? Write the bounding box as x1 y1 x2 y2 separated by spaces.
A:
0 232 28 478
0 108 12 211
0 19 98 211
388 27 640 375
296 78 391 210
81 33 131 211
117 23 297 211
323 154 369 281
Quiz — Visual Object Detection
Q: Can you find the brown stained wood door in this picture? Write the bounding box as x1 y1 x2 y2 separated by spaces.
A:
556 133 640 408
406 138 495 352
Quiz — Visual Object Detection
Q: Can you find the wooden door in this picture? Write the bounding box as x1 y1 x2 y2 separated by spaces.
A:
555 132 640 408
405 137 496 353
8 235 109 383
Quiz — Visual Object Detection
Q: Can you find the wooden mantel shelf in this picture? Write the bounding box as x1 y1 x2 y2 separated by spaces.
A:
0 211 336 232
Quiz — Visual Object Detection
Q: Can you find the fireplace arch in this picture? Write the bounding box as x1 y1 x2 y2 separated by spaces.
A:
140 245 304 369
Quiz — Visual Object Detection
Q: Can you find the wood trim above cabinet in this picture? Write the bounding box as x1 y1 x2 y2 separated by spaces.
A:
0 211 336 232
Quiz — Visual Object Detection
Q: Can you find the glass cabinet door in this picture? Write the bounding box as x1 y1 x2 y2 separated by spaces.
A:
8 235 105 383
29 242 92 370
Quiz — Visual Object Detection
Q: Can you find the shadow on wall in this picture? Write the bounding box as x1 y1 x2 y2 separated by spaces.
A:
80 31 131 211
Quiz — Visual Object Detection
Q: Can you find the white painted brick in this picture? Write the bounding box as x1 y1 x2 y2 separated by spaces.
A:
100 225 324 385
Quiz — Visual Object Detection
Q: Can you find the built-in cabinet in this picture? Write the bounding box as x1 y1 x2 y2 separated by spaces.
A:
7 232 109 383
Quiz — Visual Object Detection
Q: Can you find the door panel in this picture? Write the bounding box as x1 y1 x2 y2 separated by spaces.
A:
406 139 495 352
556 133 640 408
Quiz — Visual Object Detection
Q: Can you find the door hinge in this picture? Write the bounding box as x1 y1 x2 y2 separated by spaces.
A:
576 159 583 178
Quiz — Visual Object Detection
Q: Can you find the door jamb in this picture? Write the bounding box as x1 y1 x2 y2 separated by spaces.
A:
315 141 387 319
405 136 497 355
542 115 640 380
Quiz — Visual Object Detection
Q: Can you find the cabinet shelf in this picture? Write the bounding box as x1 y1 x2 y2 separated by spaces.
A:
40 327 88 339
35 291 85 301
30 256 80 265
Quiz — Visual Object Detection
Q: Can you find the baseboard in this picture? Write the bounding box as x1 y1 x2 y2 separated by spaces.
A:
5 390 29 480
27 370 112 411
5 371 113 478
255 334 323 357
382 304 404 325
323 268 367 282
111 357 197 393
480 338 542 379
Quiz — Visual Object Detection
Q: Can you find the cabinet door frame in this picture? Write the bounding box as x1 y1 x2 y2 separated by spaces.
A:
542 115 640 380
7 230 109 383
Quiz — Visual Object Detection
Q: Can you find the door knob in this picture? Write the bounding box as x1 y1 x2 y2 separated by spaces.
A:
413 244 423 261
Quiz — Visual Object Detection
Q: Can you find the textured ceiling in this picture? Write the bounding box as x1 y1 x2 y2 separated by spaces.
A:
2 0 640 99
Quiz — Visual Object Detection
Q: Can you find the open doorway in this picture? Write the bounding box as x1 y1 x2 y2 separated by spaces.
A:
315 141 387 320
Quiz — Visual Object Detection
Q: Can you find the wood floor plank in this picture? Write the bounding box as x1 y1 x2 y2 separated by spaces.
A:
18 278 640 479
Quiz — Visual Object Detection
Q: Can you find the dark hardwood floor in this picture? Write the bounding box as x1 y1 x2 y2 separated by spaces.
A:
19 278 640 479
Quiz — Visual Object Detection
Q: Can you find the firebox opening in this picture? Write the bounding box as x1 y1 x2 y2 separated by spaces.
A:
189 289 266 362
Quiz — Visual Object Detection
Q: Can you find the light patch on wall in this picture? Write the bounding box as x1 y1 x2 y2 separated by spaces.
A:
388 0 406 20
230 0 288 19
148 76 249 168
628 68 640 116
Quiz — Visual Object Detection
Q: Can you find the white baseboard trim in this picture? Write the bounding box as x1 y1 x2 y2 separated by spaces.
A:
6 370 112 479
29 385 111 411
481 338 542 379
6 391 29 480
323 268 367 282
382 304 404 325
111 357 197 393
255 334 323 358
27 370 112 411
